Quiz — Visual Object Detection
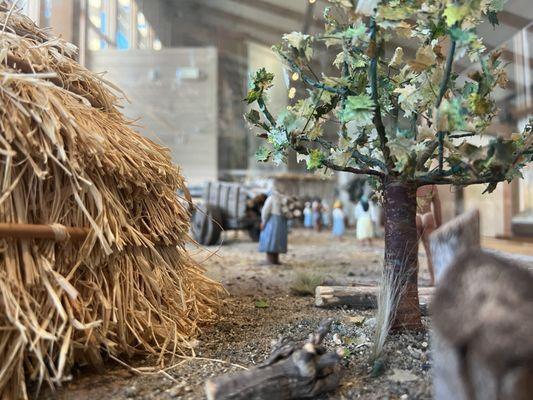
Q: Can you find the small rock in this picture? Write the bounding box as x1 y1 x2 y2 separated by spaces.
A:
124 386 138 398
363 317 376 329
167 385 184 397
332 333 342 345
421 341 428 348
346 315 365 325
407 346 421 360
388 368 418 383
400 395 409 400
184 385 193 392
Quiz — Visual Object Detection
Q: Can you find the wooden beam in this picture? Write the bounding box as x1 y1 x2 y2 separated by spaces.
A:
228 0 303 22
189 1 287 38
302 2 316 34
497 10 533 31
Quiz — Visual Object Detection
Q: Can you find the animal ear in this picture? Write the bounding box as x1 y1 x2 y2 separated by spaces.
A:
429 209 480 285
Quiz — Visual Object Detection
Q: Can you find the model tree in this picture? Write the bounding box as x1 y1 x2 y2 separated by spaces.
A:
245 0 533 329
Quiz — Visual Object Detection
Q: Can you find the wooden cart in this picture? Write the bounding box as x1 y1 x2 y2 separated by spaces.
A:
191 182 265 246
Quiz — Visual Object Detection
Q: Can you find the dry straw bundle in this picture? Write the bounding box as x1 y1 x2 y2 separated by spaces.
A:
0 3 223 398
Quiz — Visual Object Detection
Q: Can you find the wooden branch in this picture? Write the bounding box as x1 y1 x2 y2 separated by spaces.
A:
204 319 343 400
0 223 89 242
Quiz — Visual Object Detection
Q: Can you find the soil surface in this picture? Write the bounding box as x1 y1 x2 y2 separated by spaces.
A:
41 229 435 400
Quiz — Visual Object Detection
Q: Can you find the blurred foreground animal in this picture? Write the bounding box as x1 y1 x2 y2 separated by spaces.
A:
430 210 533 400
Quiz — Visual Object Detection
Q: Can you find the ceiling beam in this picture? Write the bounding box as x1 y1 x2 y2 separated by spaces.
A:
228 0 303 21
497 10 532 32
188 0 288 39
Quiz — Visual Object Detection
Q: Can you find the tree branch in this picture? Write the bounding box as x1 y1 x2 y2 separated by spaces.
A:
436 40 457 109
257 97 276 126
416 39 457 175
277 51 348 96
304 136 386 171
415 175 505 187
416 140 439 170
436 39 456 173
369 19 394 172
322 160 384 177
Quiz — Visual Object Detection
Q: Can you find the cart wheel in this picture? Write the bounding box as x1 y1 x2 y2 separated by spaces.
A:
248 220 261 242
192 205 223 246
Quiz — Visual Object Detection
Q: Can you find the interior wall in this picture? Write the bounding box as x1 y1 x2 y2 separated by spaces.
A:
48 0 74 42
464 185 505 237
88 47 218 185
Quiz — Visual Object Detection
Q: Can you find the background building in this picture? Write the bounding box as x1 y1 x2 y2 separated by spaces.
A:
18 0 533 237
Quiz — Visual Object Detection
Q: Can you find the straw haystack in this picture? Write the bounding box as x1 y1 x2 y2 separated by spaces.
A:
0 3 224 398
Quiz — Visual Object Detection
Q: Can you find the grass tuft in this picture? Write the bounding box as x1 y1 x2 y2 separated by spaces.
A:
290 272 325 296
371 262 408 362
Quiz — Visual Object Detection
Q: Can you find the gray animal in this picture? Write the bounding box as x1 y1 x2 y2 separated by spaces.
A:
431 210 533 400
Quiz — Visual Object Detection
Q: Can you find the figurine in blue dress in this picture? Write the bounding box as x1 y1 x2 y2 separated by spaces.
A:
303 202 313 228
331 200 345 239
259 188 288 265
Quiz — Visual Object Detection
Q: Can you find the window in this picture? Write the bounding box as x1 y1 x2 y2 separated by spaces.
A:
88 0 109 50
117 0 132 50
87 0 162 51
42 0 51 26
137 12 149 49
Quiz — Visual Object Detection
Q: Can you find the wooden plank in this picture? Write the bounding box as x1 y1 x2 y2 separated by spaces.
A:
315 285 433 314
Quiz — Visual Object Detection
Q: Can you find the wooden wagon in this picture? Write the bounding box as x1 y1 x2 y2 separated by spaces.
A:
191 181 266 245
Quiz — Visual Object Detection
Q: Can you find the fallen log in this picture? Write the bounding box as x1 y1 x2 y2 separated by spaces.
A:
204 318 343 400
315 285 433 315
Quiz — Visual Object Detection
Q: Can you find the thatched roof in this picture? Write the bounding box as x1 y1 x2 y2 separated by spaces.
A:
0 3 223 398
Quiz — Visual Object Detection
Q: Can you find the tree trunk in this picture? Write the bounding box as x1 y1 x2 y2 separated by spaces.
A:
383 181 422 331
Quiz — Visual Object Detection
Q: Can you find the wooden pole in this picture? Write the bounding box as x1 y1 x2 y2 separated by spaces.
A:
0 223 89 242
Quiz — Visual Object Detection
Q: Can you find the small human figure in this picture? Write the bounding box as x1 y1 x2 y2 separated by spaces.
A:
356 199 374 246
303 202 313 228
312 200 323 232
331 200 346 239
416 184 442 286
322 201 330 228
369 197 382 238
259 186 288 265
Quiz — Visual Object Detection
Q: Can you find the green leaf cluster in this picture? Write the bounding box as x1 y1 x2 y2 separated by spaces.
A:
244 0 533 193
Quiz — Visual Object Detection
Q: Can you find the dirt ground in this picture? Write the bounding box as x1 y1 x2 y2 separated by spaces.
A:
41 228 437 400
